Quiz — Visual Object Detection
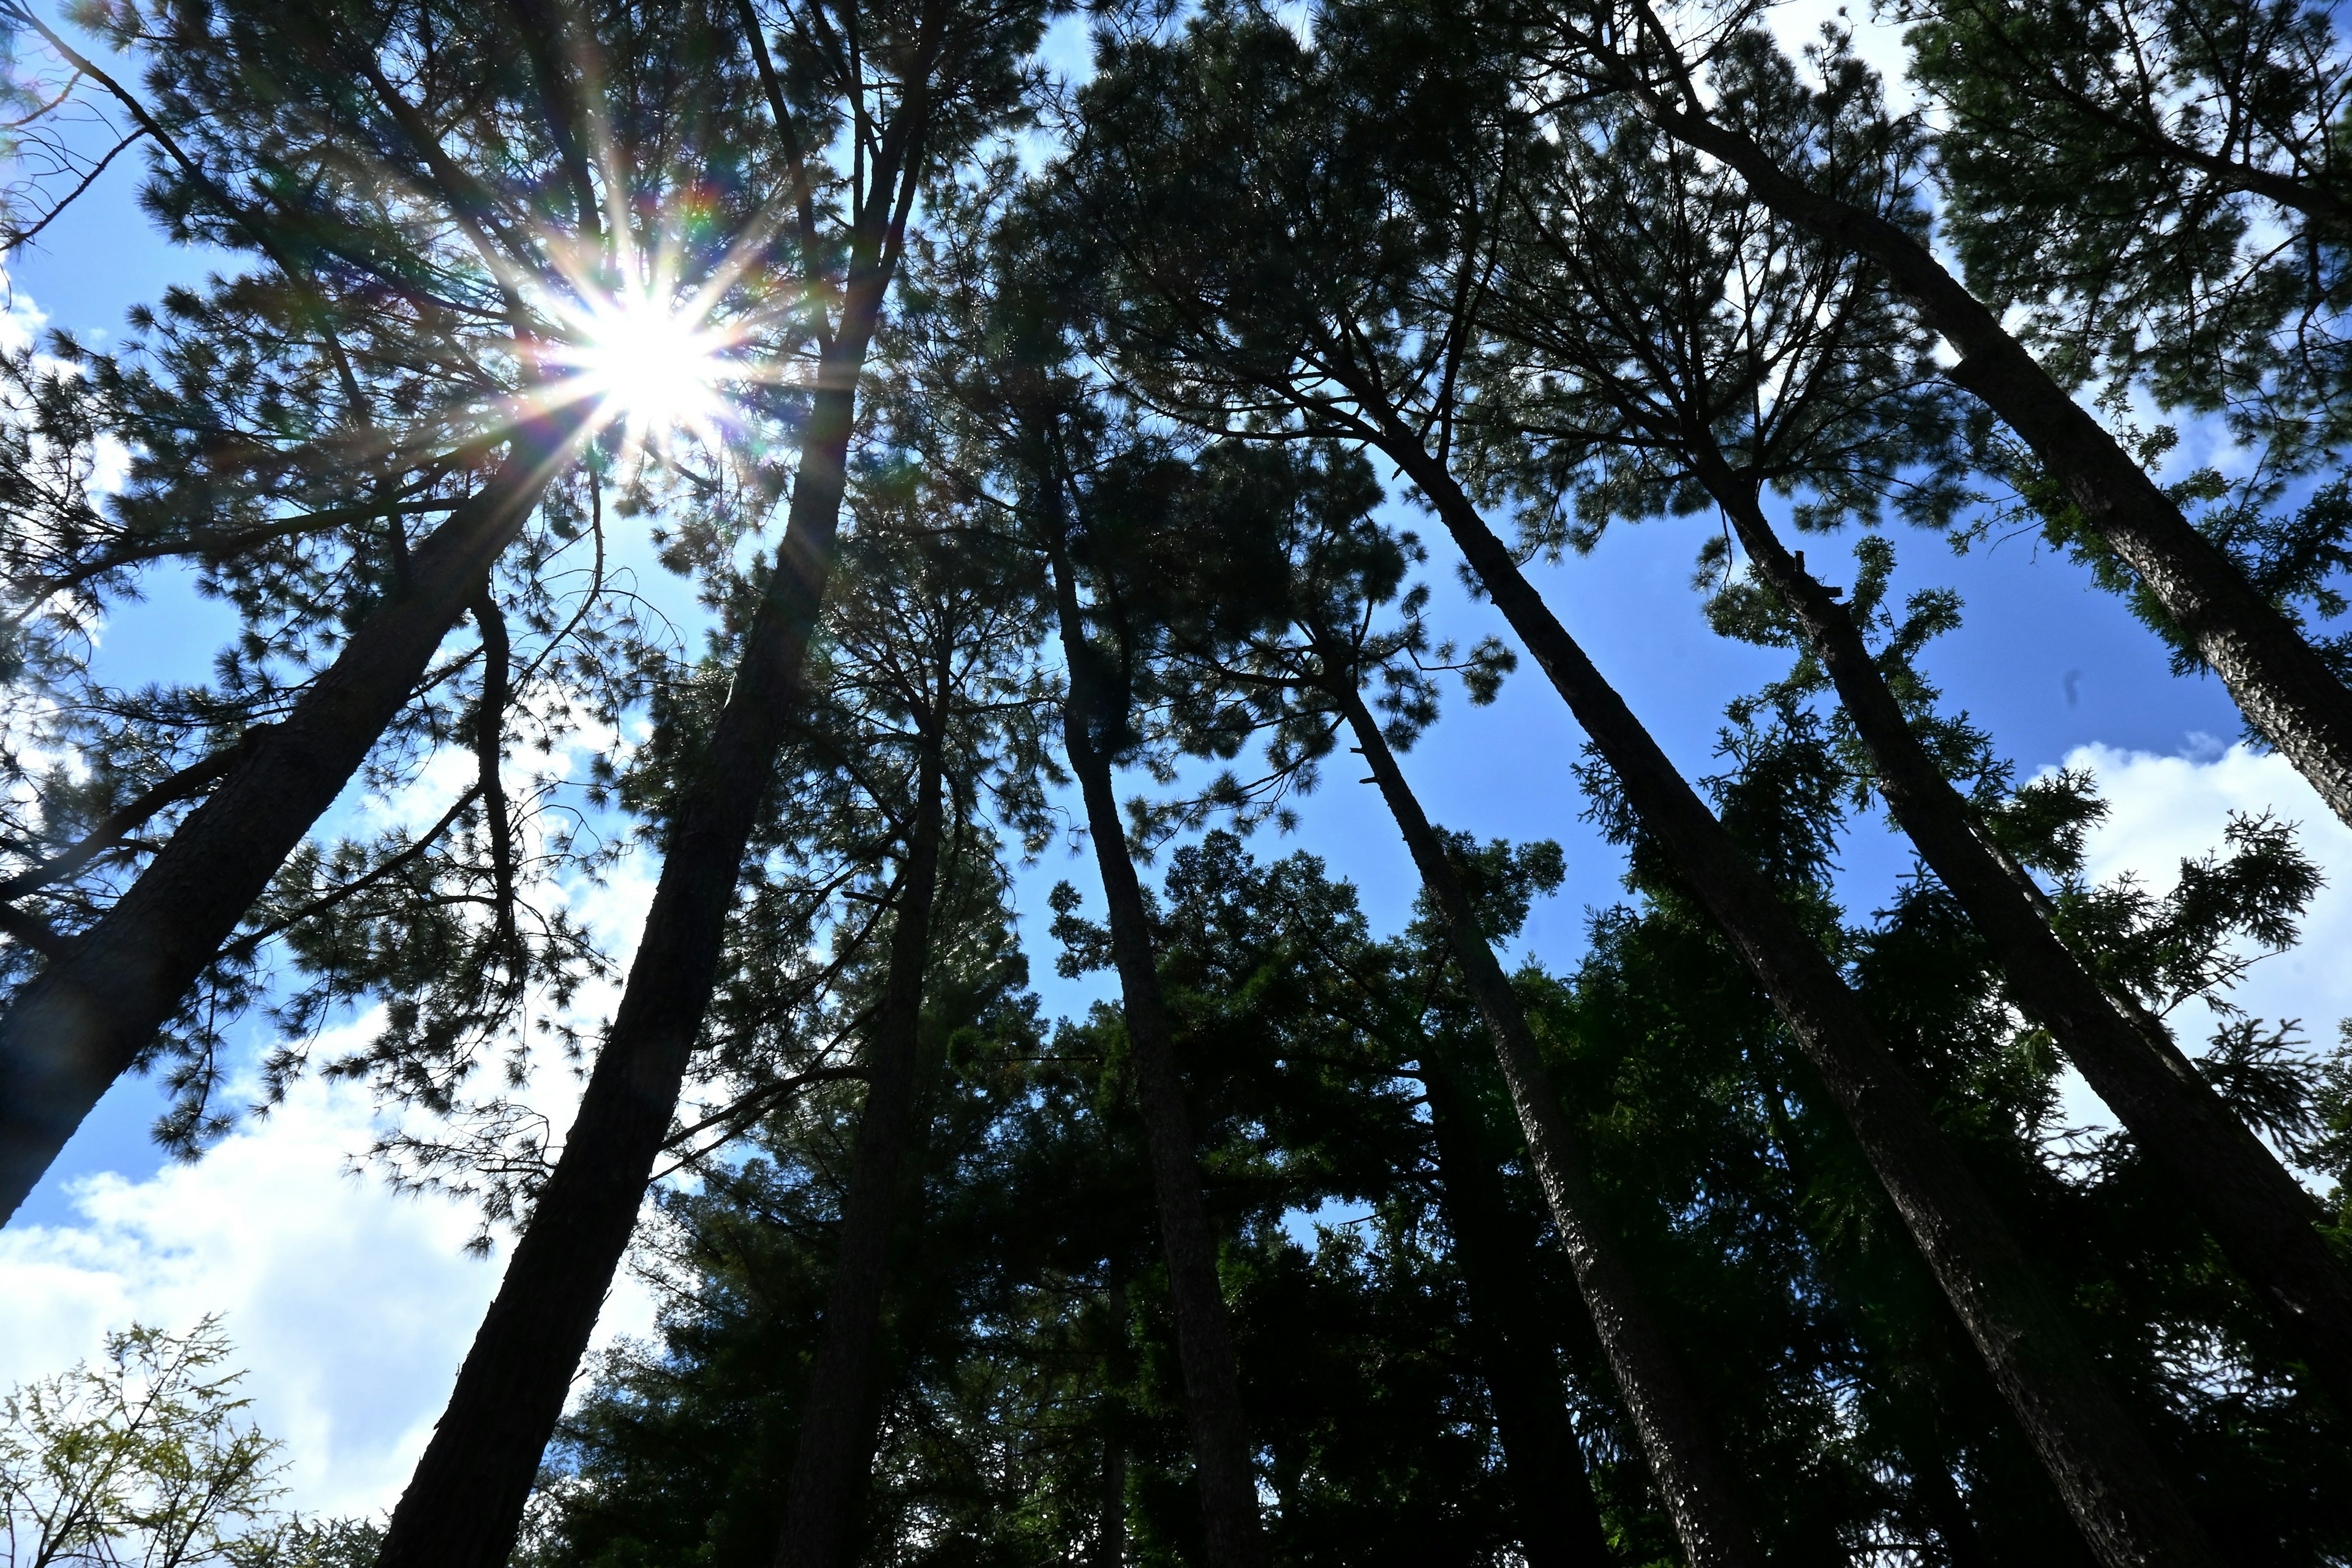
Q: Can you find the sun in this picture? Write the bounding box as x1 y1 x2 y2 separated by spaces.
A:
554 288 739 440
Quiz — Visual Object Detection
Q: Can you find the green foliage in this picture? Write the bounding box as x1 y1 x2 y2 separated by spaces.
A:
533 752 2352 1561
1900 0 2352 448
1474 21 1977 553
1566 666 2352 1561
0 1318 375 1568
5 1 2352 1561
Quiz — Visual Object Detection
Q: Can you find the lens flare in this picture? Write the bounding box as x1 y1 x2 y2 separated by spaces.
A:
552 288 738 440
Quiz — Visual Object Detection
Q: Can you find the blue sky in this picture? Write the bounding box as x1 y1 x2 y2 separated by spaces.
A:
2 0 2347 1526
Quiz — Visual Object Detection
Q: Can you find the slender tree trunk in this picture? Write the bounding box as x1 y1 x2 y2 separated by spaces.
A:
1693 460 2352 1407
1612 58 2352 827
376 54 941 1555
773 741 946 1568
1045 543 1268 1568
470 588 522 973
1371 417 2217 1568
1094 1273 1131 1568
1333 679 1753 1568
1417 1044 1613 1568
0 407 588 1221
375 323 878 1568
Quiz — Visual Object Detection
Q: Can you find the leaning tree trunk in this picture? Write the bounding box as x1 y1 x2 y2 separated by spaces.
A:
773 739 946 1568
371 57 944 1544
0 404 589 1221
1046 544 1268 1568
1691 456 2352 1408
1332 678 1756 1568
374 315 880 1568
1613 59 2352 829
1417 1042 1613 1568
1368 410 2218 1568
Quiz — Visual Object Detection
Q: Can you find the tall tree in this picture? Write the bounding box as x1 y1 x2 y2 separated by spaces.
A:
522 777 2350 1562
889 178 1276 1562
1060 10 2222 1562
521 865 1068 1568
1464 80 2352 1405
1536 2 2352 829
376 4 1056 1564
0 0 717 1216
1038 478 1270 1568
1893 0 2352 725
1415 1026 1610 1568
1125 437 1749 1566
1896 0 2352 453
771 492 1050 1568
1332 676 1755 1568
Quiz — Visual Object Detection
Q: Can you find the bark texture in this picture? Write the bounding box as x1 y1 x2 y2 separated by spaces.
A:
1336 680 1755 1568
1376 420 2217 1568
0 409 586 1221
1759 1077 1996 1568
1616 62 2352 829
375 344 870 1568
772 743 946 1568
372 48 937 1542
1418 1046 1613 1568
1694 460 2352 1408
1047 543 1269 1568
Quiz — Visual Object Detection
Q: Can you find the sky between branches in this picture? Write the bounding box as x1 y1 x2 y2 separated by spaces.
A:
1 0 2346 1523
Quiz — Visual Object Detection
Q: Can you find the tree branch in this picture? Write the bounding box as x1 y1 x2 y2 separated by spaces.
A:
0 727 273 901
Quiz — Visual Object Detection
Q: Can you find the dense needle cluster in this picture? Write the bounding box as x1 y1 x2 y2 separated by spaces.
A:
0 1 2349 1566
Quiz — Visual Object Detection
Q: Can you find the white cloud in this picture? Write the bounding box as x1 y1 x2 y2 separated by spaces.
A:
0 292 680 1523
2044 741 2352 1134
1 292 45 356
1758 0 1924 115
2068 740 2352 1038
0 1057 660 1523
1 239 695 1529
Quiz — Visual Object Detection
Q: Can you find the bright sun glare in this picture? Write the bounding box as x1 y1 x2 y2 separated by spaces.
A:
559 290 737 440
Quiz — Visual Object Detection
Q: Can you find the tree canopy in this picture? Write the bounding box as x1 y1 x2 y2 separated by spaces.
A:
1 1 2349 1566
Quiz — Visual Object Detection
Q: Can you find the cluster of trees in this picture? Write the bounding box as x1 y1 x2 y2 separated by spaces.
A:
1 0 2348 1565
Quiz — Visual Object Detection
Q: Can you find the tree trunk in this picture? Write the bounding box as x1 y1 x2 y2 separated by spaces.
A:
1417 1042 1614 1568
1045 542 1268 1568
469 588 521 974
1617 67 2352 829
0 407 588 1221
772 741 946 1568
375 60 940 1555
1694 459 2352 1408
1334 679 1752 1568
375 329 874 1568
1372 417 2217 1568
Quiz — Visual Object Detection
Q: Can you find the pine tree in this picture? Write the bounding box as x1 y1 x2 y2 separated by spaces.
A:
4 4 2348 1560
1055 10 2223 1561
1463 70 2352 1406
377 5 1060 1562
1107 431 1749 1565
0 0 680 1216
1536 2 2352 829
